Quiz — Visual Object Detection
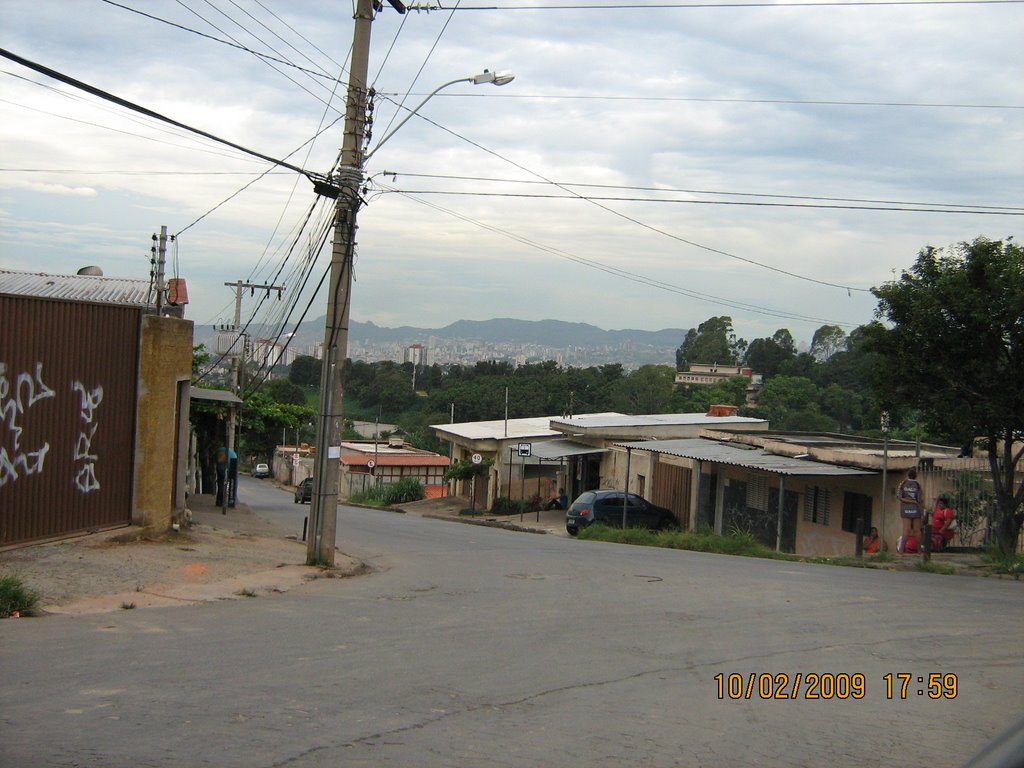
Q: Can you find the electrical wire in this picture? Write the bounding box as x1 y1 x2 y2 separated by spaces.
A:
383 171 1024 212
425 0 1024 9
0 47 326 183
380 187 1024 215
371 93 872 292
374 179 861 327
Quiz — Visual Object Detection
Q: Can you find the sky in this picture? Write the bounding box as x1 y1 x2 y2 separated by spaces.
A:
1 0 1021 348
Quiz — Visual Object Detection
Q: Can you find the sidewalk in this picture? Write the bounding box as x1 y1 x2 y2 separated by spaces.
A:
0 492 362 616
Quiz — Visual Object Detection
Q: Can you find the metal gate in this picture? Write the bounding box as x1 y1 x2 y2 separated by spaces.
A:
1 296 139 546
651 461 691 527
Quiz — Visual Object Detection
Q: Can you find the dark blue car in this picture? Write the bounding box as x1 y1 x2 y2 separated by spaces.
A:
566 490 677 536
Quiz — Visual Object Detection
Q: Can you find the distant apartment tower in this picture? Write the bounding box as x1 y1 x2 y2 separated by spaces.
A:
404 343 427 366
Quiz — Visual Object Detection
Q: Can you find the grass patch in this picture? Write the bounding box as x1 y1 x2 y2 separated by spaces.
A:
915 560 957 576
236 587 258 598
984 548 1024 579
121 601 136 610
349 478 426 507
0 575 40 618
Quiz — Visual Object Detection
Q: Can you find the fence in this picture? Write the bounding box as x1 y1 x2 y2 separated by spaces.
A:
916 459 1020 551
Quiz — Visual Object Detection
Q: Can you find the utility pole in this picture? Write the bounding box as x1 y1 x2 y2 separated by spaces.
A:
222 280 285 513
151 226 169 312
307 0 377 566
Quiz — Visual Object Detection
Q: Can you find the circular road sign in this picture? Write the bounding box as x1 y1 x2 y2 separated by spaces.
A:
471 453 482 465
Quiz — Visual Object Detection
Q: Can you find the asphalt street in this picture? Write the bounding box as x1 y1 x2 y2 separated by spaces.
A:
1 478 1022 767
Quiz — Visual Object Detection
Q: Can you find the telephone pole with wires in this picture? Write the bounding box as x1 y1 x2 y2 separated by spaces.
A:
220 280 284 513
306 0 384 566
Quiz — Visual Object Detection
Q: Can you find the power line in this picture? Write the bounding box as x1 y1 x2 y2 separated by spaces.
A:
384 171 1024 212
377 180 862 327
377 91 1024 110
380 187 1024 215
421 0 1023 9
372 94 872 292
0 47 326 184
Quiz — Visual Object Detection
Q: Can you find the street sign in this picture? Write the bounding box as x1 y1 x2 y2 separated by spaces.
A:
517 443 532 457
366 459 375 469
471 453 482 465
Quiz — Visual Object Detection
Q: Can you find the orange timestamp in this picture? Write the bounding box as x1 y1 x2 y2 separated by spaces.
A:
713 672 959 700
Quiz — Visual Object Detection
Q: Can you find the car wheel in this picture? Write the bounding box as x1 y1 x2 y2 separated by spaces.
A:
566 526 578 536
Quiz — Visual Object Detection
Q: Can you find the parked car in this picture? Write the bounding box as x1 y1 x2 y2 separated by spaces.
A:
566 489 676 536
294 477 313 504
251 463 270 478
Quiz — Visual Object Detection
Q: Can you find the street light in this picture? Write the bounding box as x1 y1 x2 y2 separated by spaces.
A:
305 56 515 566
365 70 516 161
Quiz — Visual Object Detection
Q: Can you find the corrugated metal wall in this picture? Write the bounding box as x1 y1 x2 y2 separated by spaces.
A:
1 296 140 546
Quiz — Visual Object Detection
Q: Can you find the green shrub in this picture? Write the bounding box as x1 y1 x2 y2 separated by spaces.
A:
0 575 40 617
350 478 425 506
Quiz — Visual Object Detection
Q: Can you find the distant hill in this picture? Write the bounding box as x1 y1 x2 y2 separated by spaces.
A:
194 317 687 357
347 318 687 348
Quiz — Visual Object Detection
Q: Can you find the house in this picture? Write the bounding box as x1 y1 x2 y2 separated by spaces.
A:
1 268 193 546
675 363 762 403
339 438 449 499
432 410 770 511
615 429 968 556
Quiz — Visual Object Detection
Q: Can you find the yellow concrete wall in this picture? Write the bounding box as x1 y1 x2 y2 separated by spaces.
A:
132 315 194 530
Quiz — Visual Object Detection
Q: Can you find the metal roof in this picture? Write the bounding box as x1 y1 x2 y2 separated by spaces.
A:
190 387 243 404
530 439 607 460
554 412 766 429
616 438 876 477
432 413 619 441
0 269 154 308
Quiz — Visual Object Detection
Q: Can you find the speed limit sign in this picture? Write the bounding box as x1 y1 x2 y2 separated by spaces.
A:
471 453 482 465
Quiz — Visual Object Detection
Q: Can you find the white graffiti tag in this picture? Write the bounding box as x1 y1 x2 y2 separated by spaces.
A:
0 362 55 486
71 381 103 493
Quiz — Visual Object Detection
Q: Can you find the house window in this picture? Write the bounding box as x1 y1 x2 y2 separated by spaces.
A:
841 492 873 534
746 474 768 511
804 486 830 525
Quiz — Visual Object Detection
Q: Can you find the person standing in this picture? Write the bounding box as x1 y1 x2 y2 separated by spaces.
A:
897 468 923 554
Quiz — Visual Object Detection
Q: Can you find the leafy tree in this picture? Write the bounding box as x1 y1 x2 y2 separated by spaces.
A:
289 355 322 387
744 328 797 378
675 316 744 369
192 344 211 379
262 378 307 405
610 365 676 414
863 237 1024 556
810 324 848 362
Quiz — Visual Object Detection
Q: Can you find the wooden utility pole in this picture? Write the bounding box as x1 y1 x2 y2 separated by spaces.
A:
307 0 376 565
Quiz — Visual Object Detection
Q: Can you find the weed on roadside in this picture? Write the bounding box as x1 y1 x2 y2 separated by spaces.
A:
236 587 258 598
915 560 957 576
0 575 40 618
121 601 136 610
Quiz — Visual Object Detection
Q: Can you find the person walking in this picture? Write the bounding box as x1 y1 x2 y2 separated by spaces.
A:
897 468 923 554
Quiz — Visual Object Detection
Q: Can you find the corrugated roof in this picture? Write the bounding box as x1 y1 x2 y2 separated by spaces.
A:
432 413 619 441
616 438 876 477
530 439 607 459
342 454 450 467
0 269 153 307
190 387 243 404
554 412 765 429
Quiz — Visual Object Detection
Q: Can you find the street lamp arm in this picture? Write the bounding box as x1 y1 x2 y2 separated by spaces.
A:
364 70 514 162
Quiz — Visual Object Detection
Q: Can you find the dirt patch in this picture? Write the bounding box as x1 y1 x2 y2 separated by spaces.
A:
0 523 363 615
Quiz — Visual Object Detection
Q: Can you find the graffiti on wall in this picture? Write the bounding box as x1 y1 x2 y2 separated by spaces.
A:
0 362 104 493
0 362 55 487
72 380 104 493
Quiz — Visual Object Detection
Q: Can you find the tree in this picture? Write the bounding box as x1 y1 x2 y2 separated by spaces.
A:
262 378 307 405
289 355 321 387
676 316 744 369
864 237 1024 556
810 325 848 362
744 328 797 378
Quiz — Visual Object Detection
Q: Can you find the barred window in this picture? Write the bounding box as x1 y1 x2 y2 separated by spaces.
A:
804 486 830 525
747 474 768 511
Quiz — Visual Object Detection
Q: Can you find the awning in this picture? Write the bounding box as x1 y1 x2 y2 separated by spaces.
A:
616 438 875 477
189 386 242 404
530 439 607 460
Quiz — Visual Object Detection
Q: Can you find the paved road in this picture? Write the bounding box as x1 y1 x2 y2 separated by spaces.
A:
2 479 1022 767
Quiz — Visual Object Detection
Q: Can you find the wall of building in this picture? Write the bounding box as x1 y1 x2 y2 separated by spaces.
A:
133 314 194 531
1 296 144 546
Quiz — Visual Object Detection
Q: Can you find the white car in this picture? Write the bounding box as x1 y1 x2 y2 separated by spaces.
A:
251 463 270 478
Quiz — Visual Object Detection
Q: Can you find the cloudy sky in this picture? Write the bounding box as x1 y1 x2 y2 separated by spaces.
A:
1 0 1021 347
